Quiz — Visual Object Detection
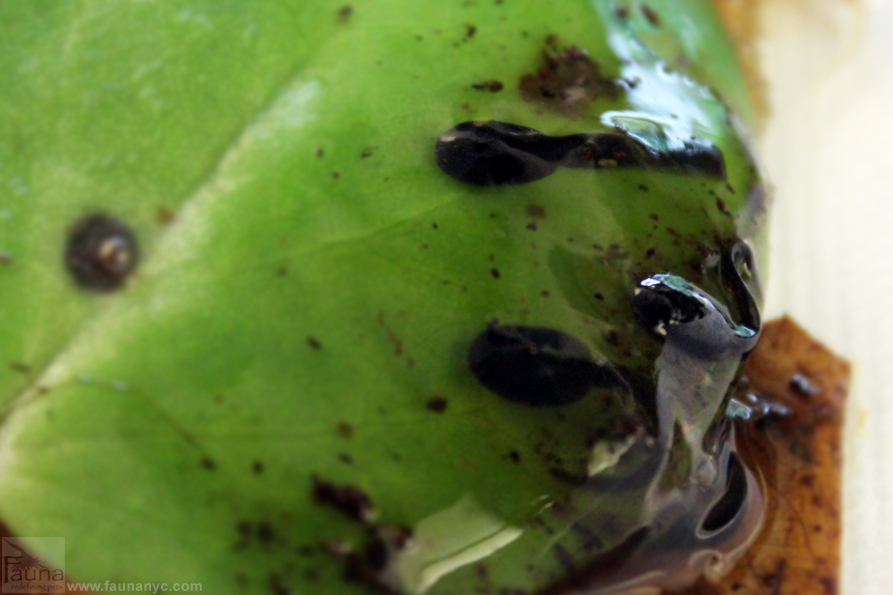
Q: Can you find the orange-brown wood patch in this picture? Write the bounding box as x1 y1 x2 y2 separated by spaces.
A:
672 316 849 595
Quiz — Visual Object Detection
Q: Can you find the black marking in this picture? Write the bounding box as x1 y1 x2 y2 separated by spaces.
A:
312 477 376 523
468 325 621 407
426 396 449 413
701 454 748 533
65 214 139 292
658 141 726 179
435 121 559 186
471 79 504 92
435 121 725 187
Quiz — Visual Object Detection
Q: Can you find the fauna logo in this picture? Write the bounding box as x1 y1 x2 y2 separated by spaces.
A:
1 537 64 593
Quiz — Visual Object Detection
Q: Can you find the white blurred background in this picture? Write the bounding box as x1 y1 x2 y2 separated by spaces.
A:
758 0 893 592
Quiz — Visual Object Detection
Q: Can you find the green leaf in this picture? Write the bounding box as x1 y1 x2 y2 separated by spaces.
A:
0 1 764 593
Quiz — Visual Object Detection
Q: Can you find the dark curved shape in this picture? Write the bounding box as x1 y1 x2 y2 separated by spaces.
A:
65 214 139 292
435 121 726 186
700 453 748 534
468 324 620 407
434 122 559 186
722 241 762 336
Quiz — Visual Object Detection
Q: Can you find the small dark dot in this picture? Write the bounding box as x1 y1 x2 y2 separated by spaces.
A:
593 292 604 300
506 450 522 463
640 4 660 26
332 171 340 179
312 477 376 523
252 460 264 475
316 148 325 158
257 522 275 543
645 248 656 258
432 222 439 230
490 268 501 279
527 204 547 219
360 146 376 158
307 337 323 350
526 222 538 231
235 520 252 539
337 5 353 22
541 290 550 297
649 213 659 221
201 457 216 471
638 184 649 191
65 214 139 292
471 79 504 92
426 396 449 413
465 24 477 38
336 421 354 439
156 206 176 224
338 453 354 464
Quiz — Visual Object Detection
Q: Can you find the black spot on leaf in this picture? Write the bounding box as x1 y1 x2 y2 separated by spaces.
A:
65 214 139 292
426 396 448 413
468 325 619 407
435 121 558 186
312 477 376 523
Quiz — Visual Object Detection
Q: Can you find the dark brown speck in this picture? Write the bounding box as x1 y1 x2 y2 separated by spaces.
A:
337 5 353 22
527 204 547 219
312 477 376 523
337 421 355 439
471 79 504 92
640 3 660 26
426 396 449 413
